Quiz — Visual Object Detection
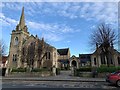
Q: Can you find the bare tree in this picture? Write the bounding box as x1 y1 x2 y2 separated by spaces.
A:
21 37 50 69
37 38 50 68
27 42 35 70
0 40 6 56
90 23 117 67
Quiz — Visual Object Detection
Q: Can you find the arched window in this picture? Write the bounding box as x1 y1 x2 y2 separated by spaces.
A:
14 37 19 45
46 52 50 60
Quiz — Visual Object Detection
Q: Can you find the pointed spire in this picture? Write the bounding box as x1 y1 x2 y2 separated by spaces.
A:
19 7 25 30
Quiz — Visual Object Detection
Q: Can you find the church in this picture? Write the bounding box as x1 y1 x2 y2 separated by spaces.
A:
7 7 70 71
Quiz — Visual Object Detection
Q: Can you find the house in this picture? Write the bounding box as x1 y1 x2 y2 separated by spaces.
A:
70 54 91 69
91 44 120 67
70 55 80 69
0 56 8 68
79 54 91 67
57 48 70 69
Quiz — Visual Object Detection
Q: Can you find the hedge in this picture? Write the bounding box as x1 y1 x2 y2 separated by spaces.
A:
11 68 26 72
76 67 92 72
97 66 120 73
74 67 92 76
31 68 51 72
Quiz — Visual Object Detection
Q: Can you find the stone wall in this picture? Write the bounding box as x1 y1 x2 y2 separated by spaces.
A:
6 71 52 77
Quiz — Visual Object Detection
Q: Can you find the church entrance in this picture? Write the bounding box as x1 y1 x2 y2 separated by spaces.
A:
72 60 77 67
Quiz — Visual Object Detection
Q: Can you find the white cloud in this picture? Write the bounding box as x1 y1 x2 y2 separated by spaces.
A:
27 21 80 42
1 0 120 2
27 21 78 34
66 40 71 43
81 2 118 25
0 13 18 26
2 2 118 26
41 33 63 42
0 12 79 42
1 2 118 41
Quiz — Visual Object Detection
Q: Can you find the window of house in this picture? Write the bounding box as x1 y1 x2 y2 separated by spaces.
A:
94 57 97 65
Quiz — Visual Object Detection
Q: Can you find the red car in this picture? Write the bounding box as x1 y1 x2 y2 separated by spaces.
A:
106 71 120 87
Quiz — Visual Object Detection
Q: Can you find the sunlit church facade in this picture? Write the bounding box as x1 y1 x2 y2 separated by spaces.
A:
7 7 70 71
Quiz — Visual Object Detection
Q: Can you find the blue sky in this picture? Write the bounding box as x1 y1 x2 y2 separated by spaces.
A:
0 1 119 56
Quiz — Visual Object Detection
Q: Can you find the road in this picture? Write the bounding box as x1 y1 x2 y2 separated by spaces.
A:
2 80 119 89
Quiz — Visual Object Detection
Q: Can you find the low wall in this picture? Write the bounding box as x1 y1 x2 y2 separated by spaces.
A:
97 72 110 78
75 72 110 78
75 72 92 77
6 71 52 77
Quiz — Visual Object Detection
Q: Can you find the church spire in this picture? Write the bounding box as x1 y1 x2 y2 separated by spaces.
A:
19 7 25 30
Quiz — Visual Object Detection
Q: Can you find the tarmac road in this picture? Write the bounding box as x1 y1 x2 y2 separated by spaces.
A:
2 80 119 89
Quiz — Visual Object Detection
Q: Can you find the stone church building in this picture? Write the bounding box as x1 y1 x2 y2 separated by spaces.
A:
7 7 70 70
91 43 120 67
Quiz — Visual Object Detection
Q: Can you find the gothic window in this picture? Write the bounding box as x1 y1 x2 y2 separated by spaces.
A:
118 57 120 64
13 54 17 61
22 47 26 56
94 57 97 65
100 53 106 64
14 37 19 45
46 52 50 60
110 59 113 64
12 55 14 61
15 54 17 61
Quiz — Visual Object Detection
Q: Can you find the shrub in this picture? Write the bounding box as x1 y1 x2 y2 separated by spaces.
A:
76 67 92 72
31 68 51 72
74 67 92 76
97 66 120 73
31 68 42 72
11 68 26 72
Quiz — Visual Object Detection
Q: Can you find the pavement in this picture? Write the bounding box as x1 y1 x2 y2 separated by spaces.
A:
2 76 105 82
1 70 105 82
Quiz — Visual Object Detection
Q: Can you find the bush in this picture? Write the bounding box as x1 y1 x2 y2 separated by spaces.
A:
97 66 120 73
74 67 92 76
11 68 26 72
31 68 42 72
31 68 51 72
76 67 92 72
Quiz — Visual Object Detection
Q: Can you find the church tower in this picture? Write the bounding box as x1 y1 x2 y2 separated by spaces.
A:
8 7 29 68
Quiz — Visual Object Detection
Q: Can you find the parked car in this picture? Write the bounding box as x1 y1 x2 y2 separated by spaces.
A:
106 70 120 87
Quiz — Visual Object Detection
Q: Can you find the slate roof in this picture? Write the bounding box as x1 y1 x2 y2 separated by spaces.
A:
57 48 69 55
58 59 69 64
79 54 92 63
